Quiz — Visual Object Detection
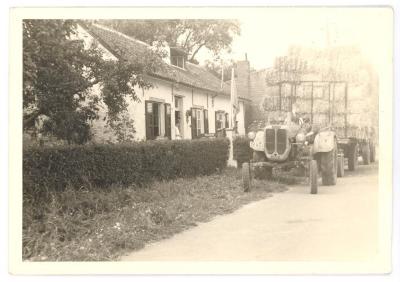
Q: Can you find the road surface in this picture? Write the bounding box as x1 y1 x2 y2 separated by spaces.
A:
121 163 379 261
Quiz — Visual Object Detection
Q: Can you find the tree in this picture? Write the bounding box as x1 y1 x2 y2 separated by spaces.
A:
23 20 161 144
204 59 236 82
98 19 241 63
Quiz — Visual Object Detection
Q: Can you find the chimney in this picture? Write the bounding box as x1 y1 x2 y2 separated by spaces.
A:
236 55 250 99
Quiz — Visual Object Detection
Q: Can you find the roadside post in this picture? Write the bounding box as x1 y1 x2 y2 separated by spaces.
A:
226 128 237 168
227 68 239 168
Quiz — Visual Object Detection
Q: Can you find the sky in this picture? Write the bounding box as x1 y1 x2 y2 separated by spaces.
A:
199 8 393 73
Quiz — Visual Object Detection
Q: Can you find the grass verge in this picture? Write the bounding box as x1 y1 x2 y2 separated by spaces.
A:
23 168 288 261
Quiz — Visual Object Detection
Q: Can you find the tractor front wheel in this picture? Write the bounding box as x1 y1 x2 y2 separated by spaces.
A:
348 144 358 171
242 162 251 192
321 147 338 186
310 160 318 194
252 151 271 179
253 151 267 162
254 165 272 179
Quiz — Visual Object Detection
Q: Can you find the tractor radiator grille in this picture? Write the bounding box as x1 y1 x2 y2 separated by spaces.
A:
277 129 287 154
265 129 275 154
265 128 288 155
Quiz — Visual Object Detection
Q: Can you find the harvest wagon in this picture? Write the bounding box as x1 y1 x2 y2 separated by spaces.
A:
243 80 377 194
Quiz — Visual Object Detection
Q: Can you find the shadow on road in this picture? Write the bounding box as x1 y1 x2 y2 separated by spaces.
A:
345 161 379 178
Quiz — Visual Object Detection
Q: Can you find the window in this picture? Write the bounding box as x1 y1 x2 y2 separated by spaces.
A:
174 96 183 138
215 111 226 131
196 109 203 136
171 56 185 68
145 101 171 140
191 107 207 139
215 111 228 137
170 47 186 69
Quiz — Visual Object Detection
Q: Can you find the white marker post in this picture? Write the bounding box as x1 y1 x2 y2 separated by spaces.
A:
227 68 239 168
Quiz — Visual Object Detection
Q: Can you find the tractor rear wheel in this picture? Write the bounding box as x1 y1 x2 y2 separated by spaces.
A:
348 144 358 171
337 154 345 177
362 143 371 165
370 143 376 163
310 160 318 194
321 146 337 186
242 162 251 192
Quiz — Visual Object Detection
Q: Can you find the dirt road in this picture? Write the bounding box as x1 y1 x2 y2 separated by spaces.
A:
121 163 379 261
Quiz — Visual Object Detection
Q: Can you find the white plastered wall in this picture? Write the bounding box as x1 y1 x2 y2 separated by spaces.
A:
75 24 248 142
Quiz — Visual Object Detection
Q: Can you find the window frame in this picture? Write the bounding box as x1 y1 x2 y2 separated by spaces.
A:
215 111 226 131
145 100 171 140
171 55 185 69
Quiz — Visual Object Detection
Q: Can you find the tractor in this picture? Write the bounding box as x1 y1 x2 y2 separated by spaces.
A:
242 113 343 194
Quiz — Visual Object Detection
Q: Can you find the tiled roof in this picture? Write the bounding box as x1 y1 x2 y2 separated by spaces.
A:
82 23 248 99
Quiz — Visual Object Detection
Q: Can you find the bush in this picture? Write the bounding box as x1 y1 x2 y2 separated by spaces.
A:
23 138 229 197
233 136 252 168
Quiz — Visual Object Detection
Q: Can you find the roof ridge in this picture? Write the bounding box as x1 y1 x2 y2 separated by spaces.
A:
80 23 249 100
186 61 211 71
92 23 151 48
186 61 201 67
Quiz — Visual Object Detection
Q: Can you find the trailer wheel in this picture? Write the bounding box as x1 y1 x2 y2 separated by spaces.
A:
321 147 337 185
337 155 345 177
310 160 318 194
370 143 376 163
348 144 358 171
362 143 371 165
242 162 252 192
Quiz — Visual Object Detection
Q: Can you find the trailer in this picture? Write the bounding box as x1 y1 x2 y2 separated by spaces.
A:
267 80 376 168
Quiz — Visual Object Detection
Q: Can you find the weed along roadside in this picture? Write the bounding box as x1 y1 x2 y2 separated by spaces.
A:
23 138 288 261
23 168 287 261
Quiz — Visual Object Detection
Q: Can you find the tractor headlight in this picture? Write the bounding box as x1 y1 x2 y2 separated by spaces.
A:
296 132 306 143
305 131 315 142
248 131 256 140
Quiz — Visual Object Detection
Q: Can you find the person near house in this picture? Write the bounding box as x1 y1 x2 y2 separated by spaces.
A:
175 119 182 140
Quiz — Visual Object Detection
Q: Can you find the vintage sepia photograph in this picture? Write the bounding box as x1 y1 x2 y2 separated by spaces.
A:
8 6 394 275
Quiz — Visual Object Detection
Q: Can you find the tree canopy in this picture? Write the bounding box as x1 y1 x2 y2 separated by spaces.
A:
23 20 161 144
204 59 236 82
98 19 241 63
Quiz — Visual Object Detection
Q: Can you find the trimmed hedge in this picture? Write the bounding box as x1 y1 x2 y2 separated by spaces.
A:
233 136 252 168
23 138 229 196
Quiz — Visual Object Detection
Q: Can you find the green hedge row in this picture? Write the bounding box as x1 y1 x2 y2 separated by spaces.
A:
23 138 229 195
233 136 252 168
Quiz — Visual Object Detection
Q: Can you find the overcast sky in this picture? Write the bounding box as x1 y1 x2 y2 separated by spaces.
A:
199 8 392 73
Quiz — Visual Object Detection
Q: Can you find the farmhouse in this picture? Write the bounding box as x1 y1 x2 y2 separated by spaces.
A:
77 23 251 142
